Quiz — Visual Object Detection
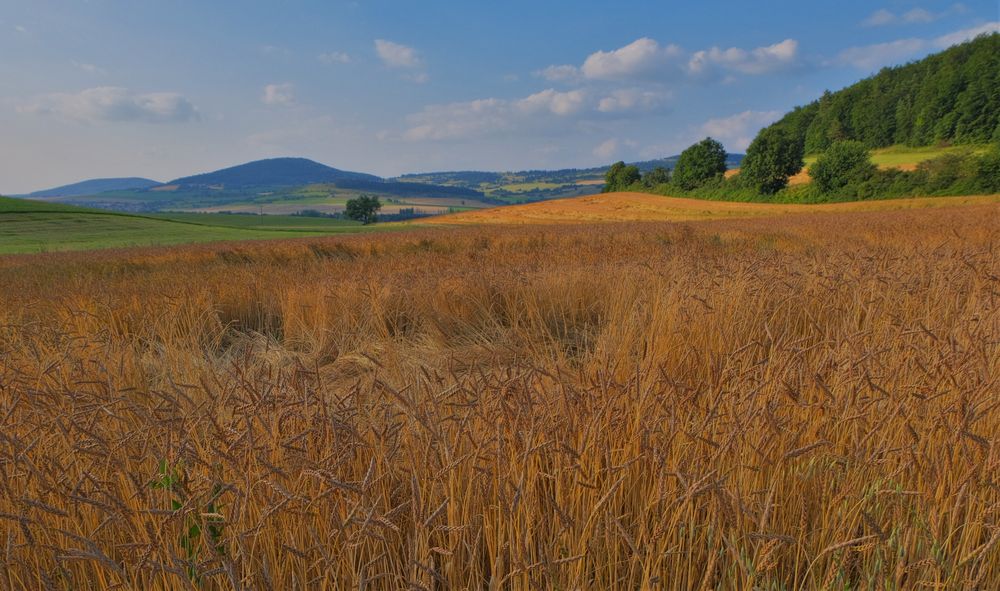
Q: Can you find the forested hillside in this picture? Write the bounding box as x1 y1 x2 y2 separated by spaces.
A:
766 33 999 154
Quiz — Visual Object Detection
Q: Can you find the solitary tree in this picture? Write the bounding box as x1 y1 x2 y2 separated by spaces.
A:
642 166 671 188
809 140 876 194
603 161 641 192
344 195 382 224
739 127 804 195
672 137 728 190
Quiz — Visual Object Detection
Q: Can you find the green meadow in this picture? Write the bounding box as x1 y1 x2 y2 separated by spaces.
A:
0 197 375 254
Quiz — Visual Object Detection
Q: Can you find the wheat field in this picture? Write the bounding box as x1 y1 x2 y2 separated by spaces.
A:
422 192 1000 225
1 202 998 589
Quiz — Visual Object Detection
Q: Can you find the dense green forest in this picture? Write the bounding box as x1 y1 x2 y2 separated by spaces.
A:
765 33 999 154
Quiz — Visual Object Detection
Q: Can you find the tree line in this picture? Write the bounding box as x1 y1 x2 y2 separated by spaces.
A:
604 34 1000 202
603 138 728 193
765 33 999 154
604 133 1000 201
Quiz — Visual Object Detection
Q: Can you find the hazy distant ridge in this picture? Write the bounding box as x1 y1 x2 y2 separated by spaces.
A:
28 177 161 198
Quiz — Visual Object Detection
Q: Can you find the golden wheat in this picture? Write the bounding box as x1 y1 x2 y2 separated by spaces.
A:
0 203 998 589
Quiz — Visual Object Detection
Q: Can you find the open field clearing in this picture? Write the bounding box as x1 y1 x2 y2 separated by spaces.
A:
737 145 993 186
424 191 1000 225
0 202 998 589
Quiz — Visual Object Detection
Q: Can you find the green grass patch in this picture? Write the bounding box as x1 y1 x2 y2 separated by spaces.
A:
0 197 377 254
153 212 360 231
804 144 989 169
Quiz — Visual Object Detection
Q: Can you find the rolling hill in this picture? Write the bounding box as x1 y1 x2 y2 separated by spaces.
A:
25 154 748 214
169 157 380 189
31 158 488 213
27 177 161 198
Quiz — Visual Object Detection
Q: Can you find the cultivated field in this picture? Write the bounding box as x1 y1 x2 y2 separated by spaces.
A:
0 198 374 254
1 201 997 589
424 191 1000 225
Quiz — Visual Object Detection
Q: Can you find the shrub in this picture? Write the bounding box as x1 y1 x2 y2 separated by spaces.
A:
809 140 877 194
642 166 670 189
672 137 728 190
739 127 804 195
344 195 382 224
603 162 642 193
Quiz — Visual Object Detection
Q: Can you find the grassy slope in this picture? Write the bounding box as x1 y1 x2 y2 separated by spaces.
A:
0 196 374 254
801 144 990 169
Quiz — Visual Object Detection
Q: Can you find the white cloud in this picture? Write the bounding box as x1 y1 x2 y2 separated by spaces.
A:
597 88 669 113
700 110 782 152
932 21 999 47
318 51 351 64
403 98 509 141
261 83 295 107
517 89 587 116
14 25 27 34
540 36 799 84
402 89 590 141
862 5 970 27
374 40 428 83
862 9 897 27
593 139 620 160
688 39 799 76
581 38 682 80
19 87 199 124
400 84 671 143
537 64 581 82
375 39 422 68
835 21 998 69
833 38 927 70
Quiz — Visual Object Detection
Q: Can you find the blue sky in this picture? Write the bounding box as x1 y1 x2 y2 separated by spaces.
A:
1 0 997 193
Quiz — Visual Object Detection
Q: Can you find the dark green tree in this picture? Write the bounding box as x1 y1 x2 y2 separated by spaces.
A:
739 127 804 195
642 166 671 188
603 162 625 193
344 195 382 224
809 140 876 194
603 161 641 192
672 137 728 190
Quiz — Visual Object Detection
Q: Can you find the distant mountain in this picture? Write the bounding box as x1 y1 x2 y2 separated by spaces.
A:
169 157 380 188
28 177 161 198
23 153 746 213
762 33 999 154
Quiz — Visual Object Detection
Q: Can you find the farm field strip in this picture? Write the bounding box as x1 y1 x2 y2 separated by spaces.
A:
423 191 1000 225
